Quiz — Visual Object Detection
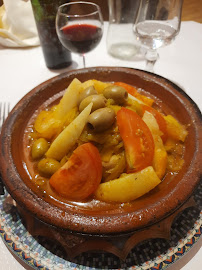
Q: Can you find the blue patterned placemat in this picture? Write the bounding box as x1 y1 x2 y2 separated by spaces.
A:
0 181 201 270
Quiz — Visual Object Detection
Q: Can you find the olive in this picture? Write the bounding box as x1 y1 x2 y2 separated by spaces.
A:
79 94 107 112
103 85 128 105
31 138 49 160
87 107 115 132
38 158 61 177
79 85 98 104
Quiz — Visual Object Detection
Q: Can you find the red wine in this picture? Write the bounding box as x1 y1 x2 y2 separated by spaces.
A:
58 24 102 54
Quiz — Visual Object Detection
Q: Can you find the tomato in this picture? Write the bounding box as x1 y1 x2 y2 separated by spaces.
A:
49 143 102 200
117 108 155 173
114 82 154 106
142 105 168 143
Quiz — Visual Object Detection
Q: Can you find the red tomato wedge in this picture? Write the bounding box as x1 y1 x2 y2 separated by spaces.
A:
49 143 102 200
117 108 155 173
114 82 154 107
142 105 168 143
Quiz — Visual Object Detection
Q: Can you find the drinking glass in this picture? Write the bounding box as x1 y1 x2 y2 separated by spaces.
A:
107 0 141 60
56 1 103 68
133 0 183 72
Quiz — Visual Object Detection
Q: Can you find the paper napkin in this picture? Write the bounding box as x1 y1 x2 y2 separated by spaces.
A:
0 0 39 47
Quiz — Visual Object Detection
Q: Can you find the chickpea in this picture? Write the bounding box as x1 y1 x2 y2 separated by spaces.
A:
103 85 128 105
31 138 49 160
38 158 61 177
79 94 107 112
87 107 115 132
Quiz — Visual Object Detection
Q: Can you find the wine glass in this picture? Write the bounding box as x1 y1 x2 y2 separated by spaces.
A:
133 0 183 72
56 1 104 68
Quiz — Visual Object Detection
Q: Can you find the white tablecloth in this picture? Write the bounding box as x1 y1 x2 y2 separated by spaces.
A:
0 21 201 269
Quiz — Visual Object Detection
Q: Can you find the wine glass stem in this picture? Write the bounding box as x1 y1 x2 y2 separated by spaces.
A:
82 54 86 68
145 49 158 72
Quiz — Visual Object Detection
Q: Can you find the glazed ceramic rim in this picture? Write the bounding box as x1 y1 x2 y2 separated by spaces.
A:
0 67 201 235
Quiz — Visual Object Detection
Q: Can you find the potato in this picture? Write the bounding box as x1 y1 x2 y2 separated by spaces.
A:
153 148 167 179
138 94 154 107
34 78 82 139
95 166 161 203
128 93 145 105
81 79 111 94
81 79 94 90
142 111 167 179
126 96 143 116
164 115 188 142
54 78 83 119
46 103 93 160
34 110 63 140
130 92 154 107
92 79 111 93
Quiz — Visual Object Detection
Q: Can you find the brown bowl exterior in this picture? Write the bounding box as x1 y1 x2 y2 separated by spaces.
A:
0 67 201 235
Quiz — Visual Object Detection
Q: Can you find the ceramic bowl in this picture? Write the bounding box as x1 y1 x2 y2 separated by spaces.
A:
0 67 201 235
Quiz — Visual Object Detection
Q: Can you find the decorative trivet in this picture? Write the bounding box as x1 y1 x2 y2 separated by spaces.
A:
0 182 201 270
16 196 197 261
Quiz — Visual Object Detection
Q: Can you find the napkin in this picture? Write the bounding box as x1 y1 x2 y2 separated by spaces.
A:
0 0 40 47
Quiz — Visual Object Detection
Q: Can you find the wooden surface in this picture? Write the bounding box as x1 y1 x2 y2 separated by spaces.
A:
72 0 202 23
0 0 201 23
181 0 202 23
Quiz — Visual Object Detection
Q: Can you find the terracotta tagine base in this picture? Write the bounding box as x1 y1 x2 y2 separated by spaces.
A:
13 196 196 261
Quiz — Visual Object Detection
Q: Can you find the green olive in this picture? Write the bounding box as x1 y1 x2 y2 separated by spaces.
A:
103 85 128 105
87 107 115 132
38 158 61 177
31 138 49 160
79 86 98 104
79 94 107 112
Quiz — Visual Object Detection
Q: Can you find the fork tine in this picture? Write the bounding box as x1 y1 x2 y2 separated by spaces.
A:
0 102 10 130
4 102 10 122
2 102 6 123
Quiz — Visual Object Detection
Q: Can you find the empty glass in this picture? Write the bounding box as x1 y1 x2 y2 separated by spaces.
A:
107 0 141 60
133 0 183 72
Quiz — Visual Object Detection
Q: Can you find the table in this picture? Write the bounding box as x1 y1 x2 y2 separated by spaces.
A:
181 0 202 23
0 21 201 269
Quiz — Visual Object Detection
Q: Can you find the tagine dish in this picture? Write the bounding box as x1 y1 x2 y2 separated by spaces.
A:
0 67 201 234
25 78 188 206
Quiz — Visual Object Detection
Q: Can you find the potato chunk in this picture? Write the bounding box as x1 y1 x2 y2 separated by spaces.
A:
164 115 188 142
95 166 161 203
54 78 83 119
82 79 111 94
34 78 82 139
34 110 62 140
46 103 92 160
142 111 167 179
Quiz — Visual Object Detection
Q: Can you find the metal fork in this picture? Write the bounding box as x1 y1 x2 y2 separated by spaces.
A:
0 102 10 195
